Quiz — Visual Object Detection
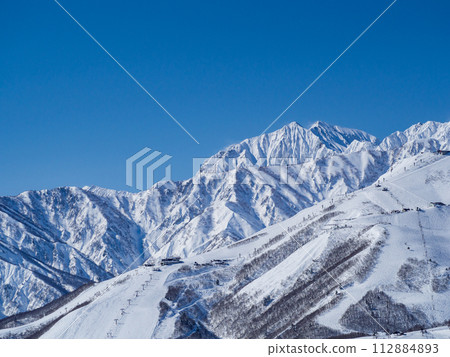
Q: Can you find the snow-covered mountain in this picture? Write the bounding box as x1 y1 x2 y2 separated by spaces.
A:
380 121 450 152
1 151 449 338
0 120 448 320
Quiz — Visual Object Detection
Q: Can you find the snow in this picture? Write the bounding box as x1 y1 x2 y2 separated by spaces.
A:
42 266 180 339
238 231 329 301
361 325 450 339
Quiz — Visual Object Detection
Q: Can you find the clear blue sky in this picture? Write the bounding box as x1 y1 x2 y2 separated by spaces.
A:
1 0 449 196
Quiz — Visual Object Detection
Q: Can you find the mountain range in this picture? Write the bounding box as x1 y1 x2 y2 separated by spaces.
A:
0 120 449 336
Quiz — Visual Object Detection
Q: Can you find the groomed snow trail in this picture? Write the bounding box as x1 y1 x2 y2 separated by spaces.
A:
41 265 180 339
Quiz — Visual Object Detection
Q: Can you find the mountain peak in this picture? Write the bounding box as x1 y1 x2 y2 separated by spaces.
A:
208 120 378 172
309 121 378 152
285 121 303 128
379 120 450 152
309 120 331 129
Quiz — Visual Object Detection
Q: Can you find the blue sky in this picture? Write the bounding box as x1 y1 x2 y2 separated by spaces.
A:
0 0 449 196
